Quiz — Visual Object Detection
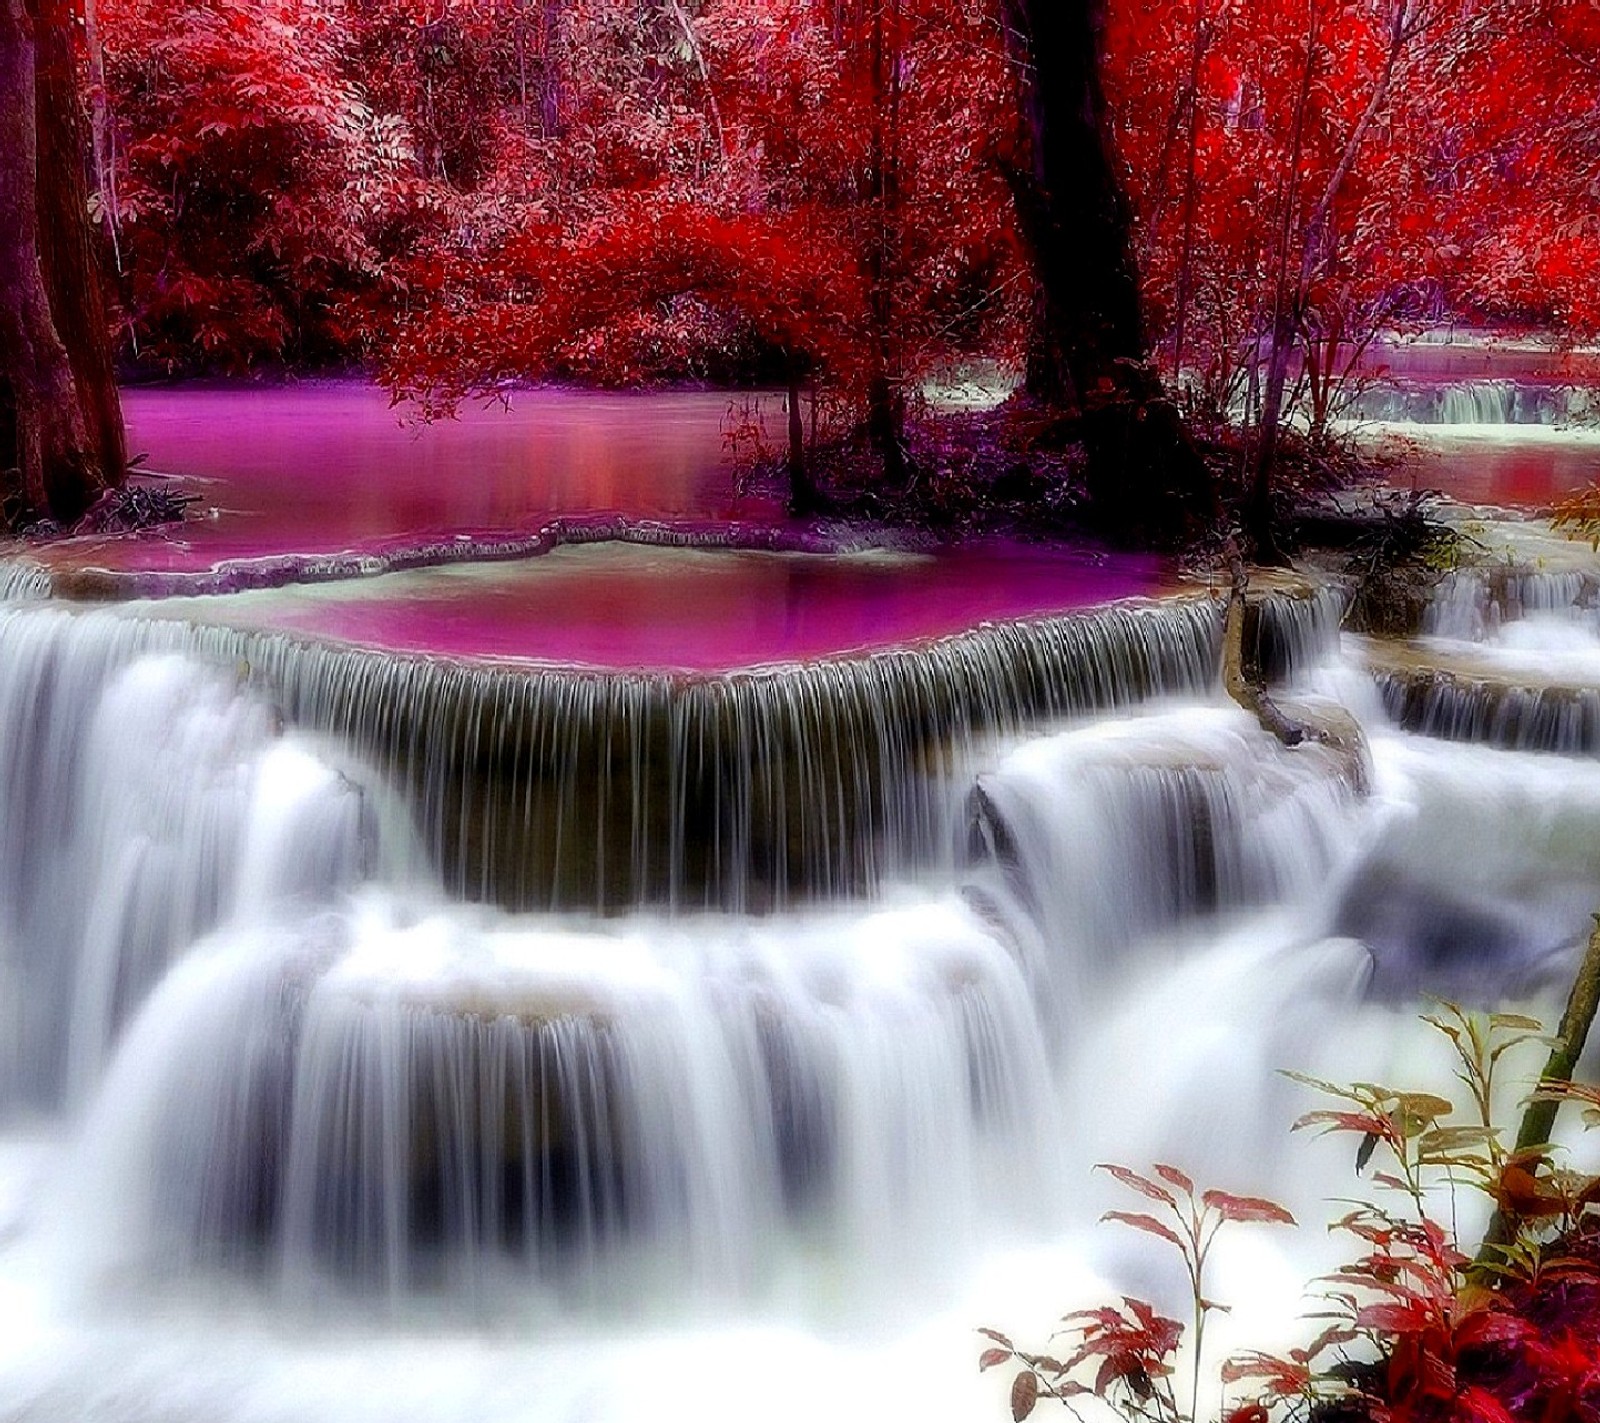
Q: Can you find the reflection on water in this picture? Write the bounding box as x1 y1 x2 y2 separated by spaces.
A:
158 544 1166 670
1395 428 1600 506
97 382 772 573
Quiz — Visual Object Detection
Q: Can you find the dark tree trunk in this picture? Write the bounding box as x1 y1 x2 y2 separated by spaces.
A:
0 0 124 529
35 0 123 493
1002 0 1214 543
785 369 824 516
1002 0 1144 408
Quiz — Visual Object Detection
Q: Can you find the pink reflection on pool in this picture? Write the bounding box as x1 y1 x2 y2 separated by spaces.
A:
177 543 1168 672
1392 430 1600 506
71 382 771 575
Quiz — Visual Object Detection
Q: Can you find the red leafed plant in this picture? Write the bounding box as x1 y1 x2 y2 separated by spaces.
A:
982 1003 1600 1423
980 1163 1294 1422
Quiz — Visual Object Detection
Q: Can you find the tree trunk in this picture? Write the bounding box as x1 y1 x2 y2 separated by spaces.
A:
1001 0 1144 408
1473 914 1600 1275
0 0 124 529
1170 2 1209 379
863 0 905 483
1001 0 1214 544
35 0 123 495
786 370 823 516
540 0 561 135
1251 0 1408 562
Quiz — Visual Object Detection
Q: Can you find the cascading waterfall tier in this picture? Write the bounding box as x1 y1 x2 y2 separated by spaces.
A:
1426 567 1600 642
1349 379 1599 426
55 895 1054 1305
0 594 1272 914
1370 650 1600 754
1368 563 1600 755
0 558 51 602
0 605 408 1112
1249 581 1348 683
963 703 1367 1009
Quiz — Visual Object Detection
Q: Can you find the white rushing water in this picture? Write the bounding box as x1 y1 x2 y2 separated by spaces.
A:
2 575 1600 1423
1350 379 1600 427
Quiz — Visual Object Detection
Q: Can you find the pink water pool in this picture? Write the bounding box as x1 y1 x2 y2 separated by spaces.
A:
161 543 1167 672
53 382 774 577
1391 430 1600 506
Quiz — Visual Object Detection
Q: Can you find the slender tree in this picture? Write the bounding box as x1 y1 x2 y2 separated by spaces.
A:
0 0 124 528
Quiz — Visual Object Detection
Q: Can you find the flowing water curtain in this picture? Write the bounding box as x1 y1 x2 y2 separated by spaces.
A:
964 704 1367 1017
0 606 400 1112
175 597 1227 912
51 896 1056 1302
0 560 51 600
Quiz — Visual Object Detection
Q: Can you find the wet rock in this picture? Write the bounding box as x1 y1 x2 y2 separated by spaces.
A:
1334 865 1576 1001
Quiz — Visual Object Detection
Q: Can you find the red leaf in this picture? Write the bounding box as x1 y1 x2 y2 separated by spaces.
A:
1294 1110 1393 1138
1201 1190 1296 1226
1096 1164 1177 1206
979 1349 1011 1372
1301 1325 1359 1359
1220 1352 1309 1391
1101 1211 1187 1251
1357 1302 1433 1334
1457 1386 1516 1423
1153 1163 1195 1195
1010 1370 1038 1422
1454 1311 1533 1351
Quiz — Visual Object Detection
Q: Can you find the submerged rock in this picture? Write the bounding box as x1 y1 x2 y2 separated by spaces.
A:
1333 864 1575 1000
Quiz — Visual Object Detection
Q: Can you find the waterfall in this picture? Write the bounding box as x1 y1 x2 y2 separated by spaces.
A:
1425 568 1599 641
13 551 1600 1423
202 600 1225 911
0 597 1239 914
0 607 410 1111
1369 564 1600 754
1350 380 1599 426
1250 583 1347 682
0 558 51 601
50 894 1055 1306
0 584 1365 1308
964 704 1363 1013
1375 665 1600 754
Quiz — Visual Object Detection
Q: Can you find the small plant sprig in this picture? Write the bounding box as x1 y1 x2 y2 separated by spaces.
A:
1287 1004 1550 1221
1553 482 1600 551
980 1164 1295 1423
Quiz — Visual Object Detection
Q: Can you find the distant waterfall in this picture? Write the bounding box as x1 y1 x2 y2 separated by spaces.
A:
1371 567 1600 754
0 559 50 601
1350 380 1599 426
1425 568 1600 641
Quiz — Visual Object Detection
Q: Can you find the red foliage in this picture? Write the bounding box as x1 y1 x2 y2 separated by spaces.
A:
1103 0 1600 422
86 0 1599 416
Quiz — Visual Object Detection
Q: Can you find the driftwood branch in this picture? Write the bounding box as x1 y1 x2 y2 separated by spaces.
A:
1222 542 1317 748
